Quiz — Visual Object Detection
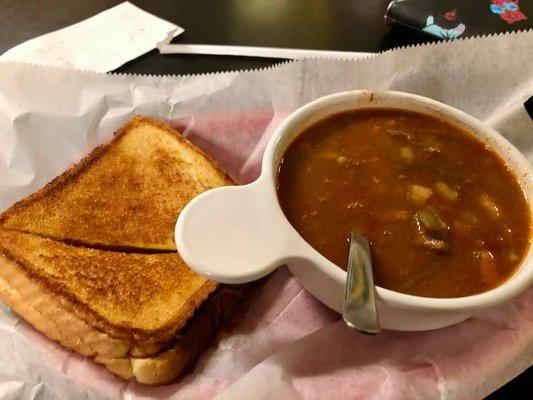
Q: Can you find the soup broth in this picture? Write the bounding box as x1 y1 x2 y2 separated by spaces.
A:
277 109 531 298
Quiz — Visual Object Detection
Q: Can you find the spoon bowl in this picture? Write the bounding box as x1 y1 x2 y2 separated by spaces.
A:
343 231 380 334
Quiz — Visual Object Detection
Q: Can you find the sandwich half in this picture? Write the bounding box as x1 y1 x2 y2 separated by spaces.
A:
0 116 231 250
0 117 241 385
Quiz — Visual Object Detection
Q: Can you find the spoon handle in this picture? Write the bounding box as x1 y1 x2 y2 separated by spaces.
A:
343 231 380 334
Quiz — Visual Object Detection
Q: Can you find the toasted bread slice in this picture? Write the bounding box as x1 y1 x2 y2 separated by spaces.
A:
0 116 232 250
0 230 217 345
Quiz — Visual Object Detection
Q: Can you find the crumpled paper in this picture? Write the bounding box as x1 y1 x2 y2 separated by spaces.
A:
0 31 532 399
0 2 183 72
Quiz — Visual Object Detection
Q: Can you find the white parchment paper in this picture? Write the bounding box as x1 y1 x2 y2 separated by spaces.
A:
0 31 532 399
0 2 183 72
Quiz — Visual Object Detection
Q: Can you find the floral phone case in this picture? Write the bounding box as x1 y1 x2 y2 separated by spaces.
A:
385 0 530 39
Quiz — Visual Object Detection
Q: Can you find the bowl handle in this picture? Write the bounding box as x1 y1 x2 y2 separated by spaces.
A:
175 180 302 283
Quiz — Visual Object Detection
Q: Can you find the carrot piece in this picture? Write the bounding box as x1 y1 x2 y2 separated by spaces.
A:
479 250 500 286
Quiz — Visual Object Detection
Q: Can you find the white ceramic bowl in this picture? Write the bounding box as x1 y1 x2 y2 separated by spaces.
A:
176 90 533 331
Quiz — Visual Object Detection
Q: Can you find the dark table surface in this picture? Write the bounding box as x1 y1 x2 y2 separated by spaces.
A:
0 0 530 398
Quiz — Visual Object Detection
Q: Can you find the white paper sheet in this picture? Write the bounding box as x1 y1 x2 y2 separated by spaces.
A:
0 31 532 399
0 2 183 72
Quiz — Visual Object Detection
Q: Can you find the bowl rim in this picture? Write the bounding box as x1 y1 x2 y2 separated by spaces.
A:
261 89 533 311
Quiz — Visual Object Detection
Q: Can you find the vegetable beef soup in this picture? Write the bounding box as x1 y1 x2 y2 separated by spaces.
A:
277 109 531 298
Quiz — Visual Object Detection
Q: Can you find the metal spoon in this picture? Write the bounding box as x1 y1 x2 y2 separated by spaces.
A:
342 230 380 334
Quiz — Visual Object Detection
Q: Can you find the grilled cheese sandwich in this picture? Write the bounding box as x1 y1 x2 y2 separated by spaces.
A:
0 116 241 384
